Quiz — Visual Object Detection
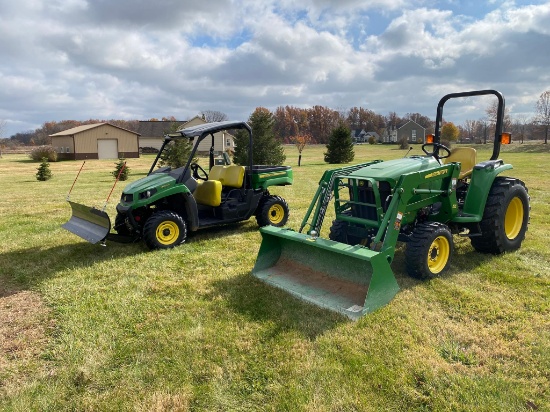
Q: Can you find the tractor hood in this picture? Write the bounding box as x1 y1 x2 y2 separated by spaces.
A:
350 156 440 185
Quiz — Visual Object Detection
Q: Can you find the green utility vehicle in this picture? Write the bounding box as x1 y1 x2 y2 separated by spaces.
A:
63 121 293 249
253 90 530 320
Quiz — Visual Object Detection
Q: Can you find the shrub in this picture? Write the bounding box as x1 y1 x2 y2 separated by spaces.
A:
368 136 376 145
36 157 53 181
30 145 58 162
399 137 409 150
112 157 130 181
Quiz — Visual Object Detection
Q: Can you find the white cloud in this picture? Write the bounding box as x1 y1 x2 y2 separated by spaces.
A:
1 0 549 136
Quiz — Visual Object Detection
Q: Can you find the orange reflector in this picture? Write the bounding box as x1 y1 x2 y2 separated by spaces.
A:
501 132 511 144
426 134 434 143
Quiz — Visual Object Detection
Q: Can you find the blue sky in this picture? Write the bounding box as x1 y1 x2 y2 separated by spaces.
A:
0 0 549 137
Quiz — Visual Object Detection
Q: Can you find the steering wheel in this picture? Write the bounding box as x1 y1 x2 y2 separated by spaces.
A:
422 142 451 160
190 163 208 181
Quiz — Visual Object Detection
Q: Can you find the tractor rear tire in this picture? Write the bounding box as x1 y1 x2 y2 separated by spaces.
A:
143 211 187 250
405 222 454 280
256 196 289 227
470 177 529 254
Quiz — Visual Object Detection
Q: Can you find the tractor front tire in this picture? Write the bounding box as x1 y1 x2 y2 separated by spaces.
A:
329 215 372 246
405 222 454 280
329 219 349 243
470 177 529 254
256 196 289 227
143 211 187 250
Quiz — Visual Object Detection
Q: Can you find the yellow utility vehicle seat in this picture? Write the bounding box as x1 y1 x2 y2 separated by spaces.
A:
444 147 477 179
193 165 245 207
221 165 245 188
208 165 225 181
193 180 222 207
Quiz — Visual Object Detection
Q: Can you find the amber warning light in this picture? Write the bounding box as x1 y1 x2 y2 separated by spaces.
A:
426 134 434 144
501 132 511 144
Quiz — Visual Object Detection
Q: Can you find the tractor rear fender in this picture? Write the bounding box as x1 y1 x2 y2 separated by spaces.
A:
461 160 513 219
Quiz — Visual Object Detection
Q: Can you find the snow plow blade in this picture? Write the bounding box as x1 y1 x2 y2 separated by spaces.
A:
252 226 400 320
62 201 111 244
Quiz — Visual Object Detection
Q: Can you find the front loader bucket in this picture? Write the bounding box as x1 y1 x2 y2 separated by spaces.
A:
62 201 111 244
252 226 400 320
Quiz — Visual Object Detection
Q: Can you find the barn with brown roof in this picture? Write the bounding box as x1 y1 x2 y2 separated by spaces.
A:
50 123 140 160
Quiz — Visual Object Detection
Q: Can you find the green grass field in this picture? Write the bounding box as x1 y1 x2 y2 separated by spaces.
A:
0 143 548 411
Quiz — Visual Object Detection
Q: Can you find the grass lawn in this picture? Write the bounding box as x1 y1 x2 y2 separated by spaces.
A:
0 143 548 411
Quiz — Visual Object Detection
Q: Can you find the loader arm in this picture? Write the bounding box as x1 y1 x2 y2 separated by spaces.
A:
299 160 383 234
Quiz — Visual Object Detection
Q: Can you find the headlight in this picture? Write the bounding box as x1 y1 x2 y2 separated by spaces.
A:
121 193 133 203
139 188 157 199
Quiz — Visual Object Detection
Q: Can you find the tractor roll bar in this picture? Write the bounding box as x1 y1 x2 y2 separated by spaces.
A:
434 89 505 160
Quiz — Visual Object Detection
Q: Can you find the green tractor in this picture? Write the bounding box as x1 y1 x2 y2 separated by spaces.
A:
253 90 530 320
63 121 293 249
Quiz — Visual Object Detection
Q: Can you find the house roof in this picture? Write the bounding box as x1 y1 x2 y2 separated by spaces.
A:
351 129 379 138
397 120 426 130
50 122 140 137
137 120 186 137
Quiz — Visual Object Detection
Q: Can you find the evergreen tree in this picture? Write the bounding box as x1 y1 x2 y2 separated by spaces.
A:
112 157 129 181
159 139 192 168
324 124 355 164
234 107 286 166
36 157 52 181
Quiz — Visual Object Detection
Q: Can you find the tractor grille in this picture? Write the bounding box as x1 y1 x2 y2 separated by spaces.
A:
351 180 392 221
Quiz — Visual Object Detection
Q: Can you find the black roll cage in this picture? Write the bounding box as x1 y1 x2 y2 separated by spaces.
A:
434 89 506 160
147 121 253 184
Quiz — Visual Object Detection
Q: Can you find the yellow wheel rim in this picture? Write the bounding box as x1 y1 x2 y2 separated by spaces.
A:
156 221 179 245
268 204 285 225
505 197 524 240
427 235 450 274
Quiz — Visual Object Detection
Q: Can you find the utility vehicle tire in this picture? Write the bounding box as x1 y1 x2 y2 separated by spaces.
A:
143 211 187 250
405 222 454 280
470 177 529 254
256 196 289 227
114 213 131 236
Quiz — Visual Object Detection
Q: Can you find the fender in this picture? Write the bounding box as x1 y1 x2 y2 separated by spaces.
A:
461 160 513 219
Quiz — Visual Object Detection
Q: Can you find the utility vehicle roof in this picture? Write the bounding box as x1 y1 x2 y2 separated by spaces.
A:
171 120 251 139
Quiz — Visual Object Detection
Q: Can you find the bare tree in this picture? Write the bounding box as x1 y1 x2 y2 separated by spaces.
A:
463 119 477 143
512 114 530 144
534 90 550 144
201 110 228 123
0 119 6 158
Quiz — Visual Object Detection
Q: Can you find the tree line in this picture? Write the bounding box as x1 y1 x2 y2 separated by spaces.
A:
3 90 549 148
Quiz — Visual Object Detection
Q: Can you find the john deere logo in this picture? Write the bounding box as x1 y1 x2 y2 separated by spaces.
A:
425 170 448 179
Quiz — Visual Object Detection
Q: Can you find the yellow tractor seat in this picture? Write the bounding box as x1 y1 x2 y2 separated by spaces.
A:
444 147 477 179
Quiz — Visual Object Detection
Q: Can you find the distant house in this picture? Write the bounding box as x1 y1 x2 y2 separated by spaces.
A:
137 116 236 154
50 123 140 160
136 120 186 150
351 129 380 143
385 120 426 144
